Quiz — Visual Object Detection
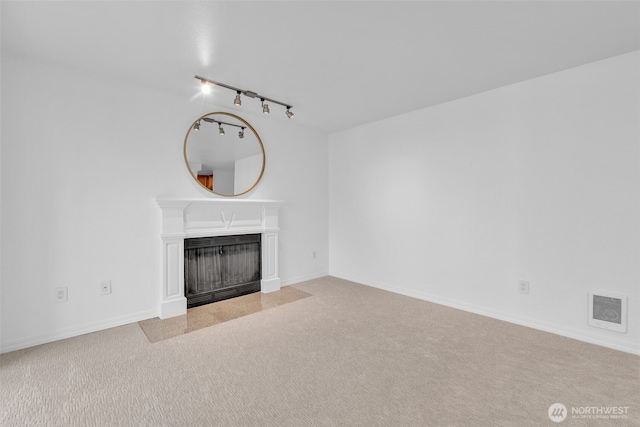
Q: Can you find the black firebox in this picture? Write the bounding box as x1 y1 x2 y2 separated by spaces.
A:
184 234 261 309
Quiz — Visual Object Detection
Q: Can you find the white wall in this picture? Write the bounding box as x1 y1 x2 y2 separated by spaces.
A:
3 49 636 356
213 168 234 195
329 51 640 354
0 53 329 352
235 154 262 194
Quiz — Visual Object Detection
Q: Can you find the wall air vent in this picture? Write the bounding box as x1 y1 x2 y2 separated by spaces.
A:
588 291 628 333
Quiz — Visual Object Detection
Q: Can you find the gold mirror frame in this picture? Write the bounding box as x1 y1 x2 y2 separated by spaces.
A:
183 112 266 197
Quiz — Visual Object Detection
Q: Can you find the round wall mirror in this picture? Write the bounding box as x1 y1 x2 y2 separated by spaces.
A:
184 112 265 196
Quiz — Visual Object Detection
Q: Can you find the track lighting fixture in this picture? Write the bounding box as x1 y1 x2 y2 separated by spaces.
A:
200 117 246 139
195 75 294 119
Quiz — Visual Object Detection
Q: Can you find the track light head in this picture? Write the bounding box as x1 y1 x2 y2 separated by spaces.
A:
194 120 201 131
261 99 270 114
218 125 225 135
285 107 294 119
238 128 245 139
234 91 242 106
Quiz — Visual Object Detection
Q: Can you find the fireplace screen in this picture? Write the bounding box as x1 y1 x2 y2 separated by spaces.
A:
184 234 261 308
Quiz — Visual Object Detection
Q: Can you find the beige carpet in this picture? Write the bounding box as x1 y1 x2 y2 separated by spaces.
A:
1 276 638 426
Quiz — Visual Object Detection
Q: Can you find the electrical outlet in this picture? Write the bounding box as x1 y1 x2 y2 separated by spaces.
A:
518 280 530 294
55 287 68 302
100 280 112 295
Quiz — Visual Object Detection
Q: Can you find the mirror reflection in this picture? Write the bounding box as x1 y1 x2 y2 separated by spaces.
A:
184 112 265 196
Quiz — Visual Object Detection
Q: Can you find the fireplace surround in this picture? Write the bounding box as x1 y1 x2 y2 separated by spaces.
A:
155 198 283 319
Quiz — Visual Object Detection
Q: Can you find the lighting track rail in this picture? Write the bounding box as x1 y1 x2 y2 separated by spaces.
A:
194 117 247 138
195 75 294 118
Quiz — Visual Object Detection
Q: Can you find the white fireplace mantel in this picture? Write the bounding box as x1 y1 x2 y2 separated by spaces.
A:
155 198 284 319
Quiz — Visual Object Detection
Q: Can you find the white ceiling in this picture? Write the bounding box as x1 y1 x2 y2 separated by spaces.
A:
2 1 639 133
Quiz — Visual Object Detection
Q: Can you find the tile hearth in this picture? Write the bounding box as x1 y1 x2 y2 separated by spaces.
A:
138 286 311 343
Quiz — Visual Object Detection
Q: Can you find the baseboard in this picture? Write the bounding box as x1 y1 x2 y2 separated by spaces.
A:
261 277 281 293
1 272 328 354
159 296 187 319
0 309 157 354
281 270 329 287
331 272 640 356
